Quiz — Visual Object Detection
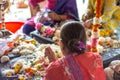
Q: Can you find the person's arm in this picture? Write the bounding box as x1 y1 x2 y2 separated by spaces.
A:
101 0 117 23
82 0 94 21
48 11 68 21
43 60 67 80
44 47 56 63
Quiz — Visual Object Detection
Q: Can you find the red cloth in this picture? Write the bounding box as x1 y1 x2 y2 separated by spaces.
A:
76 52 106 80
44 52 106 80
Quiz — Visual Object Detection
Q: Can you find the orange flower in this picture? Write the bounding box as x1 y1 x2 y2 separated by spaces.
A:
91 46 97 52
25 68 35 76
96 0 101 17
7 42 15 48
4 50 9 55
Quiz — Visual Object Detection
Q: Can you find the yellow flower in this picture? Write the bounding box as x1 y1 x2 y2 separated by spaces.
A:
19 77 25 80
100 30 105 37
5 72 13 76
35 64 42 70
14 64 22 73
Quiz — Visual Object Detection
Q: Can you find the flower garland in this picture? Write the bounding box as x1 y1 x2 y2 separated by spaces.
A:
91 0 102 52
0 3 5 30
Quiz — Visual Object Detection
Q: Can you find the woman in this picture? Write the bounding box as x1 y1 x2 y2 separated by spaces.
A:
82 0 120 30
43 21 106 80
22 0 79 35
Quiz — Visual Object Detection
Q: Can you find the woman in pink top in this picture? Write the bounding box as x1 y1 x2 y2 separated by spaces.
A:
22 0 79 35
43 21 106 80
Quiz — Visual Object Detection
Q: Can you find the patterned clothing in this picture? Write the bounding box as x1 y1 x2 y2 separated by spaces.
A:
83 0 120 30
23 0 78 35
44 52 106 80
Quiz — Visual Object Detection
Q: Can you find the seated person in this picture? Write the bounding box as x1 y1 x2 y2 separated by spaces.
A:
105 60 120 80
43 21 106 80
22 0 79 35
82 0 120 31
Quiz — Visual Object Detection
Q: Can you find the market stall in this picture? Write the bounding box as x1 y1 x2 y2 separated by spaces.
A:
1 0 120 80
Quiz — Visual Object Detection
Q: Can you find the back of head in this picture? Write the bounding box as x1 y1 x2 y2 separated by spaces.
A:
60 21 86 54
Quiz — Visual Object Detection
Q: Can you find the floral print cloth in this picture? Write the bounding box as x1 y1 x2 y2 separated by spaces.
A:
83 0 120 30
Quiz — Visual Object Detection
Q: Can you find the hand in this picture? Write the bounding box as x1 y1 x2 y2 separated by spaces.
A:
48 11 60 21
83 13 89 21
44 47 56 63
83 19 93 29
32 5 40 15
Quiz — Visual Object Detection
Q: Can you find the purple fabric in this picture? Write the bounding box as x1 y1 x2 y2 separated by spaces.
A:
52 0 79 20
65 54 84 80
27 0 79 25
23 0 79 35
23 24 35 35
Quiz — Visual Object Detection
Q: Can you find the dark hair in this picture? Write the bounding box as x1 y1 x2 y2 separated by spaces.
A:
116 0 120 5
60 21 87 54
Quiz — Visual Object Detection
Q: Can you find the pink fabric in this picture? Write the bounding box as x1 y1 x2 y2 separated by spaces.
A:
64 54 84 80
29 0 56 9
44 60 68 80
25 17 35 27
76 52 106 80
45 0 56 9
29 0 45 8
44 52 106 80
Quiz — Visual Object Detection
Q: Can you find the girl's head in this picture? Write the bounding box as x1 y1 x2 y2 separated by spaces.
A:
60 21 86 55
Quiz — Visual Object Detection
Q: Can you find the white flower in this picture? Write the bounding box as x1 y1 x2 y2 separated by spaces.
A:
92 30 100 38
0 56 10 63
93 17 102 25
97 45 104 54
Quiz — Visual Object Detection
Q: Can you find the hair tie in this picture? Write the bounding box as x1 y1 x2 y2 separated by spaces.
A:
77 41 85 51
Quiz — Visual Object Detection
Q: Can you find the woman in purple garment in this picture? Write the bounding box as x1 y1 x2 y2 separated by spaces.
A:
22 0 79 35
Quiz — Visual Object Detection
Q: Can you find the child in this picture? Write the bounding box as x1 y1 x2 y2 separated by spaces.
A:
43 21 106 80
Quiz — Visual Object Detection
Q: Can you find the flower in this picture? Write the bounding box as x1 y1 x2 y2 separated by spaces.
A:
45 27 55 37
91 0 101 52
35 23 43 30
25 68 35 76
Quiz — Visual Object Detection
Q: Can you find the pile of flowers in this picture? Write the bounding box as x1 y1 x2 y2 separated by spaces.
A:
0 34 62 79
35 23 60 42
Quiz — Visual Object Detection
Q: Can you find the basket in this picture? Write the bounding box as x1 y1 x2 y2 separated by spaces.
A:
30 30 54 44
0 21 24 33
